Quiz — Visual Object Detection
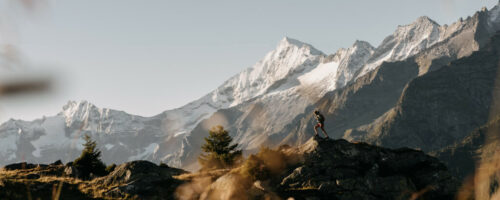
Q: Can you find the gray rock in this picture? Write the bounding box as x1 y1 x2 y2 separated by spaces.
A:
64 166 81 178
95 160 186 199
277 137 458 200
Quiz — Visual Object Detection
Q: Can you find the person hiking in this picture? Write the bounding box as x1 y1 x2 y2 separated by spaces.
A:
313 110 329 139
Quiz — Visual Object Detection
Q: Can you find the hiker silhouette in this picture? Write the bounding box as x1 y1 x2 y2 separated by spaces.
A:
313 110 329 139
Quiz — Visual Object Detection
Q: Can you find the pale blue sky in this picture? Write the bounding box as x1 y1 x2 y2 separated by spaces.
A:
0 0 497 122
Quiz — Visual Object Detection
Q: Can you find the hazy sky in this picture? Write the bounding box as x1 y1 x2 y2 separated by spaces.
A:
0 0 497 122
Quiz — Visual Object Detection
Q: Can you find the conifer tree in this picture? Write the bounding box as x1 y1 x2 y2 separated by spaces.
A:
198 125 242 170
73 134 107 179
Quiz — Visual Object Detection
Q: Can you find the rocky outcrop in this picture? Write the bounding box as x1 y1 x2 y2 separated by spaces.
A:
93 160 187 199
277 137 458 200
0 163 89 199
0 160 187 200
195 136 458 200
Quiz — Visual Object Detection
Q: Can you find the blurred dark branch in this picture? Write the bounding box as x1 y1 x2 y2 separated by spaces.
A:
0 72 52 96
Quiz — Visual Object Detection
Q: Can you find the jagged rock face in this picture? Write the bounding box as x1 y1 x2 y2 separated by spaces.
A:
334 40 375 88
370 32 500 152
356 16 442 77
415 7 496 76
282 58 419 146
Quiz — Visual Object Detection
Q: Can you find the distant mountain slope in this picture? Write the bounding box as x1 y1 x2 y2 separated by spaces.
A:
157 37 325 138
370 31 500 152
0 100 168 165
431 116 500 179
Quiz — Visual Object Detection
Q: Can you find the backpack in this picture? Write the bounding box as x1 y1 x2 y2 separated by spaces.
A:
317 114 325 123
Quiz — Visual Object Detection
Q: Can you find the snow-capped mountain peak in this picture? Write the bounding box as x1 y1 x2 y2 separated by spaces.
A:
279 37 307 47
355 15 443 78
212 36 325 104
392 16 439 39
275 36 323 56
157 37 326 139
208 37 325 104
274 37 323 55
352 40 374 49
62 100 96 116
391 16 440 54
61 100 102 126
412 16 439 27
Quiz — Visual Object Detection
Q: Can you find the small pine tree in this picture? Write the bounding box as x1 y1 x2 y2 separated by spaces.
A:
198 125 242 170
73 134 107 179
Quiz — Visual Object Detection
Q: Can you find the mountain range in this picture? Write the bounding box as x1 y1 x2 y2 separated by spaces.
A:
1 2 500 175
